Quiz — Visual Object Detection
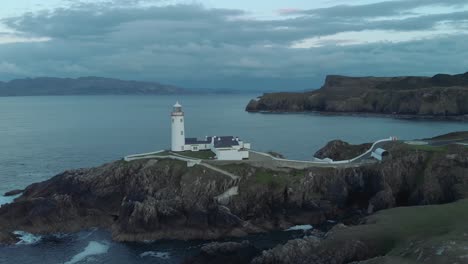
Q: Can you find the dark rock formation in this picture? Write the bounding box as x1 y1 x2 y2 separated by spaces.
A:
3 189 23 197
253 199 468 264
0 135 467 249
267 151 285 159
0 76 186 96
183 241 260 264
314 140 372 160
0 231 19 245
246 72 468 120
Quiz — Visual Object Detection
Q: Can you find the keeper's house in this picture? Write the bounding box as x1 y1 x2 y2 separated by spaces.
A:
170 102 251 160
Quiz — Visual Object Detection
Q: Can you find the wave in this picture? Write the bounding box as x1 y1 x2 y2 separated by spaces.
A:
64 241 110 264
13 231 42 245
140 251 171 259
284 224 313 231
0 194 20 207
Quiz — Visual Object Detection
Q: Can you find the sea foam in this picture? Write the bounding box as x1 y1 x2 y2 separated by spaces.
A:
140 251 171 259
64 241 110 264
285 225 313 231
0 194 20 207
13 231 42 245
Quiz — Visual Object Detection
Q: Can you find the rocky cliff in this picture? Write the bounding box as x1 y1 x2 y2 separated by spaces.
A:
1 134 468 263
314 140 372 160
246 72 468 119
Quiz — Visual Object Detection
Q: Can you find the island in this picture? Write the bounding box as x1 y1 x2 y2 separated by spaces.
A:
1 131 467 263
246 72 468 120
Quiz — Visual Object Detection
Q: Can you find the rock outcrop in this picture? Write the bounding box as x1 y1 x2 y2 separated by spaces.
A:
253 199 468 264
246 72 468 120
1 135 467 252
3 189 23 197
183 241 260 264
0 231 19 245
314 140 372 160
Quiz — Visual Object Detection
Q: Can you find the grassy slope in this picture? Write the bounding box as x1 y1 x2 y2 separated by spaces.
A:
426 131 468 141
332 199 468 263
174 150 216 159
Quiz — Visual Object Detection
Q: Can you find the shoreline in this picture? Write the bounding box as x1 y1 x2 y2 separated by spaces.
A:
246 110 468 122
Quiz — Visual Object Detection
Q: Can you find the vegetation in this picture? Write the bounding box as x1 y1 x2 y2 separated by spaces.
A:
409 144 449 153
174 150 216 160
152 151 171 156
246 73 468 117
427 131 468 141
253 170 289 188
330 199 468 262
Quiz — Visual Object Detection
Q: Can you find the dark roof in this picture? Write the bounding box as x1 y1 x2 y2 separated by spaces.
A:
213 136 240 148
185 137 211 144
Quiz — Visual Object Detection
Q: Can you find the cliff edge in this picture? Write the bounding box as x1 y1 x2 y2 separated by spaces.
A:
1 133 468 263
246 72 468 119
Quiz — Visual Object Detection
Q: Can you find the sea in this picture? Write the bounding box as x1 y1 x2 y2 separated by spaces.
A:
0 94 467 263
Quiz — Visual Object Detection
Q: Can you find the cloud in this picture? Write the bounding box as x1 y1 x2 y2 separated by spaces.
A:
0 61 27 75
277 8 303 15
0 0 467 90
295 0 468 18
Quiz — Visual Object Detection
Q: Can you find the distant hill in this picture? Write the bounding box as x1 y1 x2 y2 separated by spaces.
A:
0 76 186 96
246 72 468 120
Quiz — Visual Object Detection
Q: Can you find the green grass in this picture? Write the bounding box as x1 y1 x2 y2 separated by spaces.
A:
328 199 468 262
409 144 448 153
174 150 216 160
153 151 171 156
427 131 468 141
254 170 289 188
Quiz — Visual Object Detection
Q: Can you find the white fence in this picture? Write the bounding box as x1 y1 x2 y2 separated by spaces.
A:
250 137 395 165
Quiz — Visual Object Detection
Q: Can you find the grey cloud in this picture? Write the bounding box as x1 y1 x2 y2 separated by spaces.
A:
295 0 468 18
0 1 467 90
4 2 468 45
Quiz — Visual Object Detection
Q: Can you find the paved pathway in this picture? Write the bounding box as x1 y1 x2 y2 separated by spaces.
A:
199 162 240 180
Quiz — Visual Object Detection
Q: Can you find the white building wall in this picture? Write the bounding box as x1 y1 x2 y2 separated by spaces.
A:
171 114 185 151
240 150 249 159
214 149 245 160
187 144 211 151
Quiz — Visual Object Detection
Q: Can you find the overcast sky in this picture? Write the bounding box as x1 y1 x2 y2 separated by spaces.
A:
0 0 467 90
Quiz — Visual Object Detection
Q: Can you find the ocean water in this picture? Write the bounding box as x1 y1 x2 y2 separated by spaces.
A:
0 94 467 263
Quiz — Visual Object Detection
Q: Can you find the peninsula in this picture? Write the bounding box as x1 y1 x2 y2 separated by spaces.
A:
246 72 468 120
1 131 467 263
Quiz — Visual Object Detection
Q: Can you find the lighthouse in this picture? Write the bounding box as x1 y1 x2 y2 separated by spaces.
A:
171 101 185 151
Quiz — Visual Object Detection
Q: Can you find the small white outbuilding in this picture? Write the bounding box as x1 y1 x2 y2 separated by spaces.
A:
371 148 389 161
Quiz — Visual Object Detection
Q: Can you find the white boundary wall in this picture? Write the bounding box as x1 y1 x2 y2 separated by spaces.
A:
250 137 395 165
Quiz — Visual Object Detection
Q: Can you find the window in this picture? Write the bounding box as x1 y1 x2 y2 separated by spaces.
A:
180 118 183 122
181 131 184 135
172 118 174 123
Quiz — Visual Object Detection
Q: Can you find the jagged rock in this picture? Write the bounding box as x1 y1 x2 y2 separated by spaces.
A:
368 187 395 214
0 134 466 244
0 231 19 245
246 72 468 120
3 189 23 196
183 241 260 264
314 140 372 160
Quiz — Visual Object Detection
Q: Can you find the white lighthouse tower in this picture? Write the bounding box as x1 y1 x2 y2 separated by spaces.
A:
171 101 185 152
